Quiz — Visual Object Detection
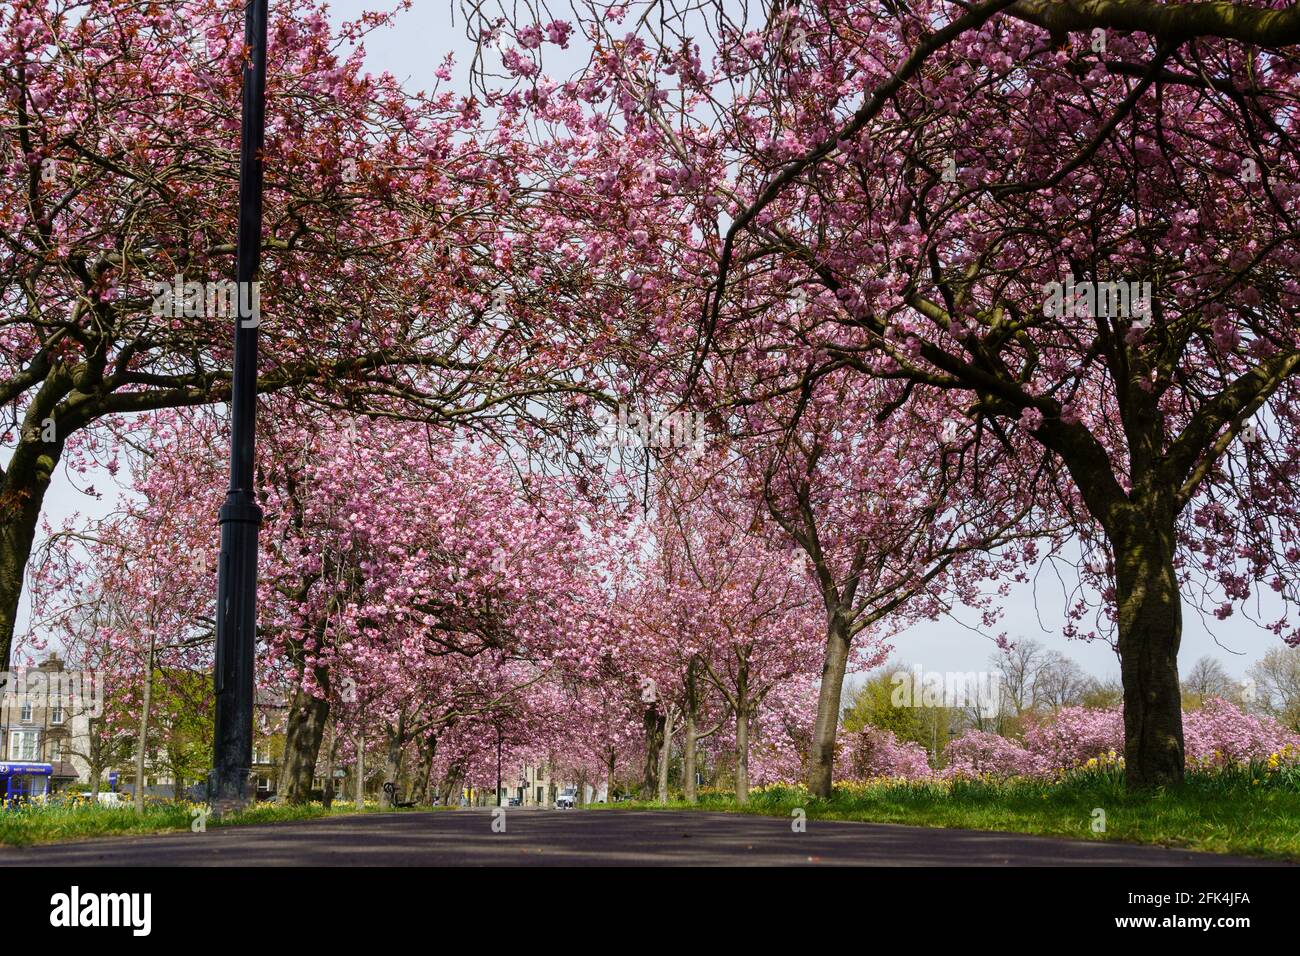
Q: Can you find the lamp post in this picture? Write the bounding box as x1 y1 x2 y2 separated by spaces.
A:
496 723 503 808
210 0 268 815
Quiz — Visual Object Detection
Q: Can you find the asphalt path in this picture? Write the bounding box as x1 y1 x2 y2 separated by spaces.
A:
2 809 1285 866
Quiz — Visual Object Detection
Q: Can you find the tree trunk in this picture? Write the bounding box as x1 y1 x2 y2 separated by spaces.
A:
321 722 337 808
605 751 616 803
639 706 664 800
806 611 852 798
683 659 700 803
278 672 330 804
381 711 406 807
735 706 750 805
438 759 465 806
354 728 366 809
88 730 103 798
133 637 155 815
0 429 64 676
410 732 437 805
657 708 674 804
1113 510 1185 789
682 710 698 803
734 660 752 804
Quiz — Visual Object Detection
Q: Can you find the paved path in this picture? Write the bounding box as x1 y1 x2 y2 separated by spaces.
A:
2 810 1284 866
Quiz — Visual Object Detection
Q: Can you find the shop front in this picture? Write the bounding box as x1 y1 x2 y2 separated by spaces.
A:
0 761 53 806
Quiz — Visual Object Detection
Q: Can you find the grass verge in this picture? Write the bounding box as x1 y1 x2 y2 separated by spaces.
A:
593 767 1300 861
0 798 433 848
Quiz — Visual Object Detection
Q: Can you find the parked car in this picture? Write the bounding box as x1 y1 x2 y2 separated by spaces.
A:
555 787 578 809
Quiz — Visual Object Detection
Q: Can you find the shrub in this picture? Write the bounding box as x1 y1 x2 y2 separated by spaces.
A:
845 725 932 780
1023 706 1124 771
941 730 1039 778
1184 697 1300 767
839 698 1300 785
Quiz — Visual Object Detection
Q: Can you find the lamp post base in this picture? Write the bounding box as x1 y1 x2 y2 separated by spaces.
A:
207 769 256 819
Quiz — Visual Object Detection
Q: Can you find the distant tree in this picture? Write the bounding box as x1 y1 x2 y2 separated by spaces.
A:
25 590 136 793
841 665 954 758
1181 656 1238 708
1080 676 1125 711
150 668 214 800
993 642 1050 718
1247 647 1300 733
992 640 1090 715
1035 652 1092 711
842 669 919 739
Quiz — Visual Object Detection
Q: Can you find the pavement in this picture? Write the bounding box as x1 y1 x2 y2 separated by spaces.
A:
2 809 1286 866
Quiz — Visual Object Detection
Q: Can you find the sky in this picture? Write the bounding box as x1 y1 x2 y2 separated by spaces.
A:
15 0 1283 686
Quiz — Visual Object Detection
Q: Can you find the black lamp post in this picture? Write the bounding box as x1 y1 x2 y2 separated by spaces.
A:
210 0 268 813
496 723 503 808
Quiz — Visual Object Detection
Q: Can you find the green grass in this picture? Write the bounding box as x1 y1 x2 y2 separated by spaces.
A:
595 765 1300 861
0 797 432 848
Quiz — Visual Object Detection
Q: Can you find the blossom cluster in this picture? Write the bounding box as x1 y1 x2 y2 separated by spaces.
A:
840 700 1300 782
1183 698 1300 768
844 725 932 780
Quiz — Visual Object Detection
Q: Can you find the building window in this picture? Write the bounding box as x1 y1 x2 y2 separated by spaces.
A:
19 700 32 722
49 739 62 763
9 729 38 761
51 700 64 724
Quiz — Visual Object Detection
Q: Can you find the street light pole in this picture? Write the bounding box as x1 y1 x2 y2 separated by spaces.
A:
210 0 268 815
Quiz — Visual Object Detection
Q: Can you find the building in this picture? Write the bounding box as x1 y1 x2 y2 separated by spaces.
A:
0 653 95 797
1 655 311 804
516 763 558 806
495 764 604 807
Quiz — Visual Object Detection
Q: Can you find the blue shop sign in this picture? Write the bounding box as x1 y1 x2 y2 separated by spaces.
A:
0 762 54 805
0 762 53 776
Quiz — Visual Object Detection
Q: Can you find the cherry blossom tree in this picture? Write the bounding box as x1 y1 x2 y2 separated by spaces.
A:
504 0 1300 790
0 0 605 679
32 394 617 804
649 463 827 802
